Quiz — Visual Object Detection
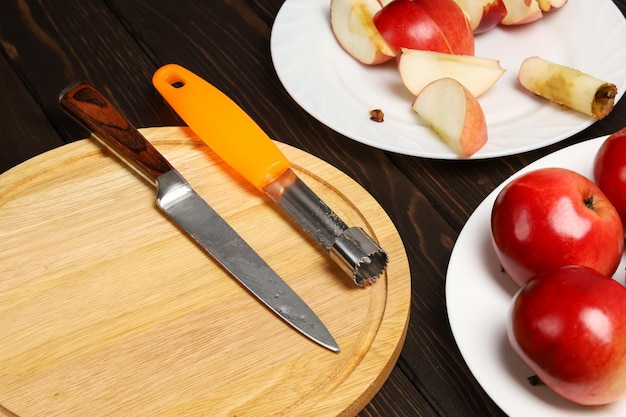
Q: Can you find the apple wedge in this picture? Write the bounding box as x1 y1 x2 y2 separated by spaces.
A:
500 0 542 25
452 0 484 32
537 0 567 11
330 0 396 65
412 77 488 158
475 0 508 33
454 0 508 33
398 48 505 97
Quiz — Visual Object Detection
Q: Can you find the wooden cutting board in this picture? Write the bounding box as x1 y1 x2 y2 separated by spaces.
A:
0 126 410 417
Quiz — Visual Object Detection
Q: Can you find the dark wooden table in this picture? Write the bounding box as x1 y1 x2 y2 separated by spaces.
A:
1 1 625 416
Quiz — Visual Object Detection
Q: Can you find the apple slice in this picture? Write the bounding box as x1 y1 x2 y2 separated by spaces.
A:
412 77 488 158
452 0 484 32
398 48 505 97
475 0 508 33
454 0 508 33
500 0 542 25
550 0 568 9
537 0 567 11
330 0 396 65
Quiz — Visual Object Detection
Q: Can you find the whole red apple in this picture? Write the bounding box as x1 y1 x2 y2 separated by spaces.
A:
373 0 474 55
508 265 626 405
491 167 623 286
594 127 626 230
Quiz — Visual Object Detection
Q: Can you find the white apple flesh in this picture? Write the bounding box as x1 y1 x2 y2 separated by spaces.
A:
452 0 484 31
537 0 567 11
398 48 505 97
330 0 396 65
518 56 617 120
412 77 488 158
500 0 542 25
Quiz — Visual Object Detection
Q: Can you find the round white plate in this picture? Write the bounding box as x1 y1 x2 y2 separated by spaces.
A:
270 0 626 159
446 136 626 416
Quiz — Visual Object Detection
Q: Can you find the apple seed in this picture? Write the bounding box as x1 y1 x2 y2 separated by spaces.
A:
369 109 385 122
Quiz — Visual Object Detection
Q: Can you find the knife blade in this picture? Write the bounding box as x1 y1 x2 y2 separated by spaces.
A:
59 81 339 352
152 64 388 287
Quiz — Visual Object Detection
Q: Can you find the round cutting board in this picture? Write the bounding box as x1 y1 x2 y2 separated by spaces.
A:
0 126 410 417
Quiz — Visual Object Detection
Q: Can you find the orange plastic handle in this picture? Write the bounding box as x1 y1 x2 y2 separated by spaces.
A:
152 64 290 191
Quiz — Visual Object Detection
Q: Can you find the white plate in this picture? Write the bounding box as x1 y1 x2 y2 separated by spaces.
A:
446 136 626 416
270 0 626 159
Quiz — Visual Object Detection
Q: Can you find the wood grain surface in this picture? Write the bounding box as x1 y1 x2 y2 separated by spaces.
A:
0 127 410 417
1 1 625 415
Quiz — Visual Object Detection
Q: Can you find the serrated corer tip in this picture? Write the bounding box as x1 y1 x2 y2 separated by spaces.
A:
330 227 388 287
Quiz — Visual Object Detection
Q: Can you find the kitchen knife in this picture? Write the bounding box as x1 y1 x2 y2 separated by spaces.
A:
152 64 388 287
59 81 339 352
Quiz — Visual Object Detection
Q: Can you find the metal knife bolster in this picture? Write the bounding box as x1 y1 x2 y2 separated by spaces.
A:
264 169 388 287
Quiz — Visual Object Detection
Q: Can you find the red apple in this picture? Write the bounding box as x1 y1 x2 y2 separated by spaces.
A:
491 167 624 286
475 0 508 33
594 127 626 230
508 265 626 405
373 0 475 55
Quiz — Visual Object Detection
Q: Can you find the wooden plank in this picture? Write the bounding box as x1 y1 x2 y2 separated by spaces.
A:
0 0 181 143
0 52 63 173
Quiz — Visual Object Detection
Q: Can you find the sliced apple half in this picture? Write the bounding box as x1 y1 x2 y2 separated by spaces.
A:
398 48 505 97
412 77 488 158
500 0 542 25
330 0 396 65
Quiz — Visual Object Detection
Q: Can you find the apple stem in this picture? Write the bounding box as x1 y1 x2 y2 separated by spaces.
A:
527 375 544 386
584 195 596 210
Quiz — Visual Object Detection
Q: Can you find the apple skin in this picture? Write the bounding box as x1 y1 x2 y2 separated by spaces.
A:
475 0 508 33
373 0 474 55
593 127 626 230
491 167 624 286
508 265 626 405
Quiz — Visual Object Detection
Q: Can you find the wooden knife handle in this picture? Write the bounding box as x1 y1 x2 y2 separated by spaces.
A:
59 81 173 185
